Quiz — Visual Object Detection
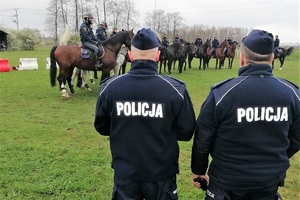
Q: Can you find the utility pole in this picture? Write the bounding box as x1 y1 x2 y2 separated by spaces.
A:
12 8 19 31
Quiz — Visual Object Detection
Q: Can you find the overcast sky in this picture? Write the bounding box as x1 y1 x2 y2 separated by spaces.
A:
0 0 299 43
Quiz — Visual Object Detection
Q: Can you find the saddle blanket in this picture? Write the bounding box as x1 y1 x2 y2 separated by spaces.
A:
81 45 105 59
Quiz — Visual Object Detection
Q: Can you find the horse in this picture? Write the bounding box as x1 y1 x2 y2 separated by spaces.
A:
71 67 94 92
177 42 195 73
272 47 294 70
158 46 168 74
188 39 211 70
50 29 134 99
206 39 228 69
163 42 181 74
223 41 238 69
113 44 129 75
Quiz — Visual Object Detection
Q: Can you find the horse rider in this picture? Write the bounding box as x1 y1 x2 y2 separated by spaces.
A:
274 35 280 56
223 36 233 55
209 36 220 56
79 13 102 70
173 33 181 44
93 21 108 79
96 21 108 41
110 27 118 37
162 33 170 48
195 34 203 56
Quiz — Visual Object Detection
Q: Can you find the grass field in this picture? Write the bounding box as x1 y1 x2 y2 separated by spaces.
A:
0 48 299 199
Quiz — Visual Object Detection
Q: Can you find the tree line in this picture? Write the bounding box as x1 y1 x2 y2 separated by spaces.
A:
2 0 250 50
46 0 249 44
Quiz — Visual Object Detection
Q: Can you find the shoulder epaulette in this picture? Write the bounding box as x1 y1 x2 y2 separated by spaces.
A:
211 78 234 89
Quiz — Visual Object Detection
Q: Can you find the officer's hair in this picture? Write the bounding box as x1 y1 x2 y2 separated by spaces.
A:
240 43 273 64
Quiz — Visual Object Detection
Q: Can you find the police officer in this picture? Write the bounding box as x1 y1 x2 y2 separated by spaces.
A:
110 27 118 37
79 13 101 70
274 35 280 56
173 33 181 44
96 21 108 41
191 29 300 200
223 36 233 55
209 36 219 55
94 27 196 200
195 34 203 56
161 33 170 47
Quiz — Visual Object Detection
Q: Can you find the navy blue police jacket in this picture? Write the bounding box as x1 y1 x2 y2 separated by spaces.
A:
96 27 107 41
191 64 300 190
79 22 97 44
94 60 196 182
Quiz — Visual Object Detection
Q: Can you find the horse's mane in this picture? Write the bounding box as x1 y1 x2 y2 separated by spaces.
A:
102 31 127 46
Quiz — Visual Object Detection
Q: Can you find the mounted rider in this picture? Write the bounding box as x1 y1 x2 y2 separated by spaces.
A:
194 34 203 56
209 36 220 56
173 33 181 44
223 36 233 55
274 35 280 56
110 27 118 37
96 21 108 41
79 13 102 70
161 33 170 48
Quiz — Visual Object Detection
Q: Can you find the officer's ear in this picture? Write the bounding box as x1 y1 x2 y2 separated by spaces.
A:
155 50 161 62
128 51 134 61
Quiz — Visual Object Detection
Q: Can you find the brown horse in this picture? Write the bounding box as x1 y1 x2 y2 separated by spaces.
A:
50 29 134 99
206 39 228 69
224 41 238 69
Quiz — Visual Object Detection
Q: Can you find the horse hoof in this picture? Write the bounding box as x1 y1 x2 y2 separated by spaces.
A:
280 67 282 70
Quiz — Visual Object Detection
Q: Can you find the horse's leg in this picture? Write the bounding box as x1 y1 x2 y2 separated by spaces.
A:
272 59 275 70
230 58 233 69
88 71 95 84
167 59 172 74
280 57 285 70
67 75 75 95
188 55 193 69
81 70 92 91
94 70 98 79
57 73 70 99
100 68 111 83
173 60 176 70
71 67 78 88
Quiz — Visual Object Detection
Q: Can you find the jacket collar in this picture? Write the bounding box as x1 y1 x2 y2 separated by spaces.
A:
238 64 273 76
129 60 158 75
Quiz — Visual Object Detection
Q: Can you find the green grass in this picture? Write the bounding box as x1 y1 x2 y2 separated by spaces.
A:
0 48 299 199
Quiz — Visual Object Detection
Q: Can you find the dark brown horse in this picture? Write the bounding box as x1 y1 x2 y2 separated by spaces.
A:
188 39 211 70
207 39 228 69
272 47 293 70
224 41 238 69
50 30 134 99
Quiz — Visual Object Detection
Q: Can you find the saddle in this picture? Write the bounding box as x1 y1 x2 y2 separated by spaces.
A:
80 45 105 59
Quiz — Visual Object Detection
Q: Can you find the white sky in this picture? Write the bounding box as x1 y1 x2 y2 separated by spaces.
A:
0 0 299 43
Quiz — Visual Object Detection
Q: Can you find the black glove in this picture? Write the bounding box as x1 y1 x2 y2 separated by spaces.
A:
193 178 208 191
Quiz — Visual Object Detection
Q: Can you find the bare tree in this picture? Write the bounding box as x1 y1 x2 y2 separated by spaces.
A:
144 9 166 33
171 12 183 36
122 0 139 30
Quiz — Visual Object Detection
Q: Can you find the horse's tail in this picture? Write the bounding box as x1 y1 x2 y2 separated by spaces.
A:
50 46 58 87
286 47 294 57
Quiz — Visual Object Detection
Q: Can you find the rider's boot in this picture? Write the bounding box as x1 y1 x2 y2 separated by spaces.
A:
94 54 103 71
